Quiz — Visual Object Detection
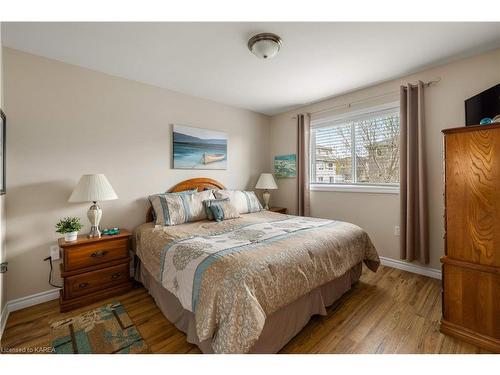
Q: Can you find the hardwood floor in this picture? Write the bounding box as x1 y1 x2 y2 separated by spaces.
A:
0 265 489 354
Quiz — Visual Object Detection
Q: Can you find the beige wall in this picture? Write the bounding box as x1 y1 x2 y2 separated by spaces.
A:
270 48 500 270
3 46 500 303
3 48 270 301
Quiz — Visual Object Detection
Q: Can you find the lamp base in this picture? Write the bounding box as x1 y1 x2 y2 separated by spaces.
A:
262 190 271 210
88 225 101 239
87 202 102 238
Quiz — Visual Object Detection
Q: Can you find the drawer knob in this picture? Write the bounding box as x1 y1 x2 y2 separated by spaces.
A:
78 282 89 289
90 250 109 258
111 272 121 280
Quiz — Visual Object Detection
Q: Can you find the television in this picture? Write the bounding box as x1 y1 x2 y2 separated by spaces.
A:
465 83 500 126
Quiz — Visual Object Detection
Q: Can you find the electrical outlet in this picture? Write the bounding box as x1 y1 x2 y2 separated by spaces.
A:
394 225 400 237
50 245 61 260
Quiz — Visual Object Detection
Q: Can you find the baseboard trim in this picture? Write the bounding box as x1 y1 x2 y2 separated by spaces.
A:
379 256 441 279
6 288 60 313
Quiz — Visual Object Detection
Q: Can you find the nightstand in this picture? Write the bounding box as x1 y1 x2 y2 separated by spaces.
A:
269 207 287 214
58 229 133 312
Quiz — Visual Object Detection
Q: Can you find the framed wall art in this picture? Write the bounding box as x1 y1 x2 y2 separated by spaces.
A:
274 154 296 178
172 124 227 170
0 110 5 195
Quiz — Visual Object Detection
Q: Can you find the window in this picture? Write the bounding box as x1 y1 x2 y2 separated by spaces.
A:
310 102 400 193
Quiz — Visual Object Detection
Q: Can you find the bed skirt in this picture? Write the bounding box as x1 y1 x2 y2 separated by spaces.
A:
137 262 362 353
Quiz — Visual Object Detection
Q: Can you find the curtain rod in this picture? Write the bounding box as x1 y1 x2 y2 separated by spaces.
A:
291 77 441 119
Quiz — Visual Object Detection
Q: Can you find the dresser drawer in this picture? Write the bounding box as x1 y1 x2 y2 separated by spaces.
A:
64 263 130 299
442 262 500 340
63 238 129 272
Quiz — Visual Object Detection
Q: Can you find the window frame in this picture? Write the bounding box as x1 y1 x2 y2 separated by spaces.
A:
310 101 400 194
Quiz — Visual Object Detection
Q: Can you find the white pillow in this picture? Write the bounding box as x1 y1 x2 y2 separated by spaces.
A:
213 190 263 214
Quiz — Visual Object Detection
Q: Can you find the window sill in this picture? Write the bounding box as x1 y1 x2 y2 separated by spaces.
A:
310 184 400 194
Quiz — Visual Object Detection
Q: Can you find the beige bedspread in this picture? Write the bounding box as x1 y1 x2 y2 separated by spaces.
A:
135 211 380 353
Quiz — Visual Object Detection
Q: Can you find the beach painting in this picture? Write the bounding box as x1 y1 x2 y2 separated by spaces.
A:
274 154 297 178
173 124 228 169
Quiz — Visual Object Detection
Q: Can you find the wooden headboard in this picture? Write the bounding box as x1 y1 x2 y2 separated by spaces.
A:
146 177 226 222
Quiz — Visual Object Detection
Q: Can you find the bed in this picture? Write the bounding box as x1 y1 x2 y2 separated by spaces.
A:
134 178 380 353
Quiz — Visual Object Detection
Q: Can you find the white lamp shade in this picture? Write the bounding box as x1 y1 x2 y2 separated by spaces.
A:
68 174 118 202
255 173 278 190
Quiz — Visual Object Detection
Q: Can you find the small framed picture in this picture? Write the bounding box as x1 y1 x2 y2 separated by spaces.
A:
274 154 297 178
0 110 5 195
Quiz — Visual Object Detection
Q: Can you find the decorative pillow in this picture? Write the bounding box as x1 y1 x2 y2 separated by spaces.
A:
203 198 229 220
149 190 214 226
150 189 198 222
213 190 263 214
174 189 198 195
208 200 241 222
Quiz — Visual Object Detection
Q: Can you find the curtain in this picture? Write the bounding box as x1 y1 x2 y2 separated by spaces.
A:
297 113 311 217
400 81 429 264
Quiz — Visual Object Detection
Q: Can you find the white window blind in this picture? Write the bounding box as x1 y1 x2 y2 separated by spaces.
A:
310 103 400 189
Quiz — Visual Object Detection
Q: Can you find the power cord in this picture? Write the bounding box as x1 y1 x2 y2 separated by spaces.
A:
43 256 63 288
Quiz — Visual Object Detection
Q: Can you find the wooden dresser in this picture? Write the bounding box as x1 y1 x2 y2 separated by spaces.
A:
441 124 500 353
58 229 133 312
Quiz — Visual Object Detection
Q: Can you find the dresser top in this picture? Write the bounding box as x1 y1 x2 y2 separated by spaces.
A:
442 123 500 134
58 229 131 247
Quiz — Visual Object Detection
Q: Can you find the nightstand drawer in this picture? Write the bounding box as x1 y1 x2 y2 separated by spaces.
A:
63 238 129 271
64 263 129 299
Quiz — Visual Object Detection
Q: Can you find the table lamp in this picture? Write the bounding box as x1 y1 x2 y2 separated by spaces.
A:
68 174 118 238
255 173 278 210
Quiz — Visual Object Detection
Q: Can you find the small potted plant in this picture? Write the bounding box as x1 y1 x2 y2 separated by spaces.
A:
56 217 84 242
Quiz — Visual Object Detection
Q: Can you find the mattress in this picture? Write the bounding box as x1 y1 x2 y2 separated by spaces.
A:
134 211 380 353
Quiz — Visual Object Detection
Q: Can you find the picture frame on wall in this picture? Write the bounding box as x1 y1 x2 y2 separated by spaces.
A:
172 124 228 170
0 110 5 195
274 154 297 178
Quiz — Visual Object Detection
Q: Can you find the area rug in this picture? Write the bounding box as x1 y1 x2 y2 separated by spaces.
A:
50 301 149 354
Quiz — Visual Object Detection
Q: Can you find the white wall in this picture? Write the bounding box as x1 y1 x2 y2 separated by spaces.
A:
3 48 271 302
269 48 500 270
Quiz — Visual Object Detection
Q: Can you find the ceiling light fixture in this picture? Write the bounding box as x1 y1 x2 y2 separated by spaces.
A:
247 33 283 60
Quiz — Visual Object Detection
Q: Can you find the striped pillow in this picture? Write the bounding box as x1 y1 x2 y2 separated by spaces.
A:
203 198 229 221
150 189 197 222
208 200 241 222
213 190 263 214
149 190 214 226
